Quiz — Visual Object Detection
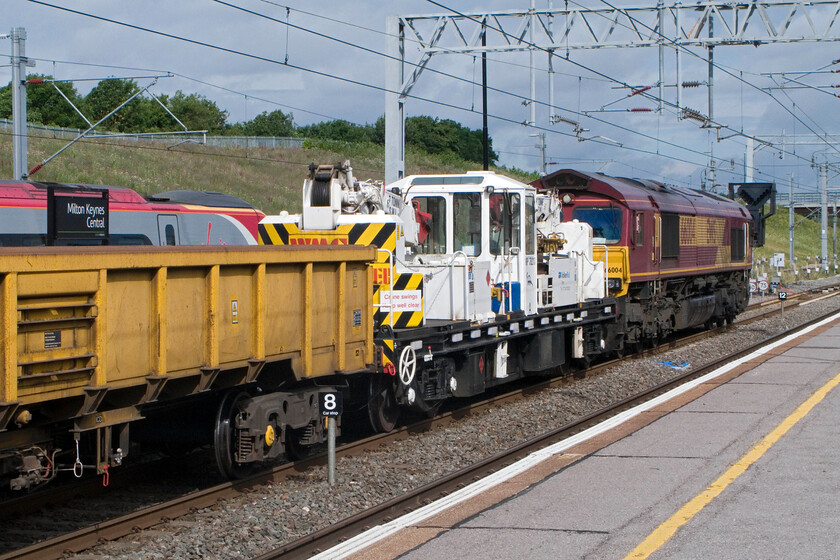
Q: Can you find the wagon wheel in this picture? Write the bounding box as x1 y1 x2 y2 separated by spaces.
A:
368 375 399 433
398 346 417 386
214 391 253 479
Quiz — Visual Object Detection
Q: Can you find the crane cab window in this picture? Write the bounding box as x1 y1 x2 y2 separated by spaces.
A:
572 206 622 245
525 195 536 255
489 192 520 256
454 192 482 256
413 196 447 254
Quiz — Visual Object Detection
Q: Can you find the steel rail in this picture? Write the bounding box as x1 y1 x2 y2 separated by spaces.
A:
252 304 840 560
2 286 838 560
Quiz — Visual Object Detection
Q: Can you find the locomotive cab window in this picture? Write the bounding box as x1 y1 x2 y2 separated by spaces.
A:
454 192 482 256
571 206 622 244
413 196 447 254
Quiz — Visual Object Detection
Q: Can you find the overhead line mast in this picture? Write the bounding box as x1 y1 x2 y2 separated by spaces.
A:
386 1 840 182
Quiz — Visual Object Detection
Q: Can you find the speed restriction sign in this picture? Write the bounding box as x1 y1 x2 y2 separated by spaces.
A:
749 279 757 293
758 279 769 292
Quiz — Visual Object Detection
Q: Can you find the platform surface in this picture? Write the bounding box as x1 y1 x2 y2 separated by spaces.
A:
355 320 840 560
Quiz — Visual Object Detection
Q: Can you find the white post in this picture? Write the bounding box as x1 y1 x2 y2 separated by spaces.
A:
385 17 405 185
11 28 29 180
745 137 754 182
529 0 536 127
789 174 795 265
548 0 555 124
327 416 336 486
706 14 715 191
675 3 682 115
820 163 829 271
657 0 664 113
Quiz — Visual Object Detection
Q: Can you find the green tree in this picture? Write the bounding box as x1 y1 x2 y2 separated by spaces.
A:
83 77 143 131
242 110 294 136
296 119 376 143
371 116 385 144
168 91 228 133
405 116 497 164
82 78 182 132
0 74 87 128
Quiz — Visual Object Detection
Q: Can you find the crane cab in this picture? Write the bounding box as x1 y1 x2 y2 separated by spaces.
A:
388 171 538 320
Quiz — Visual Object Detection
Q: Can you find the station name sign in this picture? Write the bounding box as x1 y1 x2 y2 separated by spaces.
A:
47 187 109 244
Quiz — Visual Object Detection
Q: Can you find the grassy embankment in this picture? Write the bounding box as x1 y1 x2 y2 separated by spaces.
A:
1 133 831 282
0 134 535 215
752 208 838 283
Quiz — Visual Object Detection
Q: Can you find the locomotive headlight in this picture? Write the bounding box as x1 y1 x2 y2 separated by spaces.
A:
608 278 623 291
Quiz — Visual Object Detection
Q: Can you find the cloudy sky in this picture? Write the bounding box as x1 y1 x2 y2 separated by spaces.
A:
4 0 840 195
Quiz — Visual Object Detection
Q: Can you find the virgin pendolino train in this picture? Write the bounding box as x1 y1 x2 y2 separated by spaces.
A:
0 179 265 246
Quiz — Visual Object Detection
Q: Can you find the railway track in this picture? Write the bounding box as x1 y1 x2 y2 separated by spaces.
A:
2 285 839 560
256 291 840 560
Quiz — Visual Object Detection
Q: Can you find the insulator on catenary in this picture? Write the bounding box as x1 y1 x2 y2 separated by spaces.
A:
631 85 652 96
682 81 701 88
629 108 653 112
681 108 707 121
26 78 45 85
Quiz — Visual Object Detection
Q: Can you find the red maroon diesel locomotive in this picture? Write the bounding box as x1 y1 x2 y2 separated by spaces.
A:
532 169 753 353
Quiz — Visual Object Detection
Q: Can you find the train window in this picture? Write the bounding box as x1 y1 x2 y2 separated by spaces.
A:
454 193 482 256
633 212 644 246
572 206 622 245
525 195 535 255
164 224 176 246
489 192 520 255
112 234 153 246
661 213 680 258
0 234 46 246
731 227 746 261
413 196 447 254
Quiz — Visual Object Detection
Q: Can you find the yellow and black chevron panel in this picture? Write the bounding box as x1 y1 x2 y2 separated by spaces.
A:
373 272 424 329
380 338 396 369
346 223 397 259
259 222 349 246
259 222 396 258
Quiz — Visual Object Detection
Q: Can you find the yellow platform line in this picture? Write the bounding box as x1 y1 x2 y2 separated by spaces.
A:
625 368 840 560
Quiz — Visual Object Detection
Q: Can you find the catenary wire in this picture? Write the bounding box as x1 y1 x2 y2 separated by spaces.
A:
21 0 827 187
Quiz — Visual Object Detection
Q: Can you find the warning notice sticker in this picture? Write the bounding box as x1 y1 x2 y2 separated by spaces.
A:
380 290 422 312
